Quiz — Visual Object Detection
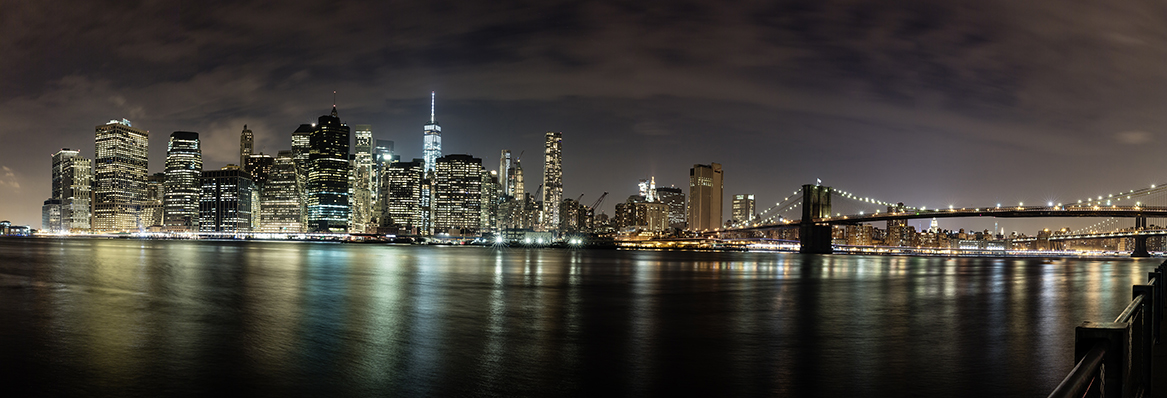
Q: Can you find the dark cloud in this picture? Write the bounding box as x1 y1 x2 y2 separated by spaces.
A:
4 0 1167 234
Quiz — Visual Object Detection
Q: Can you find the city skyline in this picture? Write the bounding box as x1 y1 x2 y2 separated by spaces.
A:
5 1 1167 234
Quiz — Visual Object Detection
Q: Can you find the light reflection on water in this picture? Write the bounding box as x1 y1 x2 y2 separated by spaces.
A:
0 238 1158 397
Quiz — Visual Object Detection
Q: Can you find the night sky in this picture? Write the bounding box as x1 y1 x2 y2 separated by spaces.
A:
5 0 1167 233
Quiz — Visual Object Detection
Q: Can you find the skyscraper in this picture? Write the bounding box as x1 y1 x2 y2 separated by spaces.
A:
422 92 441 173
240 124 253 167
291 123 313 171
164 131 202 232
259 151 303 233
351 124 375 233
542 132 563 231
50 148 92 232
655 186 686 230
305 106 351 232
381 159 425 233
199 167 254 232
731 194 755 225
432 154 483 235
142 173 165 228
499 150 512 196
93 119 149 232
513 159 525 197
687 163 723 231
244 153 274 187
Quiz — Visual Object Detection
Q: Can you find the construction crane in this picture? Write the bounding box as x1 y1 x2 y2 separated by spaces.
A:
577 193 585 203
590 192 608 211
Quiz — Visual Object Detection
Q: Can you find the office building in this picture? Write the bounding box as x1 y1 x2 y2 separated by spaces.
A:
199 167 254 232
351 124 375 233
291 124 313 171
687 163 722 231
41 199 63 233
141 173 165 229
481 170 499 232
655 186 685 230
432 154 483 235
732 194 755 225
499 150 512 197
164 132 202 232
542 132 562 231
423 92 441 173
615 195 669 233
50 148 92 232
244 153 274 188
305 106 351 233
259 151 303 232
240 125 253 167
93 119 149 232
381 159 424 233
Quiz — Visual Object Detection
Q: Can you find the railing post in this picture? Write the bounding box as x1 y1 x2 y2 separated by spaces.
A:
1134 285 1153 395
1076 322 1131 398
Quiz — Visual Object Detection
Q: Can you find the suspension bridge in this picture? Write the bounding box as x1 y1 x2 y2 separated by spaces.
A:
718 182 1167 256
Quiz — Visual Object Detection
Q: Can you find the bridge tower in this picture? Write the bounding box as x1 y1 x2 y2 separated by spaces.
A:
1132 216 1150 257
800 184 833 254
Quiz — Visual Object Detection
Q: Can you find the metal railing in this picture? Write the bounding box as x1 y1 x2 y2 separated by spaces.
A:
1048 262 1165 398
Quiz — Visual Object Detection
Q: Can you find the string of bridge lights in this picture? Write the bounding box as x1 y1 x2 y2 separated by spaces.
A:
748 182 1167 229
1072 218 1121 234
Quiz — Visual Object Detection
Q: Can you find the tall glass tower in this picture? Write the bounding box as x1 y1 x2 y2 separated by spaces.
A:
239 124 253 167
164 131 202 231
422 92 441 173
51 148 92 232
305 106 351 233
351 124 374 233
542 131 563 231
93 119 149 232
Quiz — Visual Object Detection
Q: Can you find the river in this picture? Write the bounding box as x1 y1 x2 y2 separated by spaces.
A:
0 238 1156 397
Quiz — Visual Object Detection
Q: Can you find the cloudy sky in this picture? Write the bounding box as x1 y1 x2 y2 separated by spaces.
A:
5 0 1167 232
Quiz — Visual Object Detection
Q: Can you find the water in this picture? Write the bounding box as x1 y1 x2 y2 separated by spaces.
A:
0 238 1156 397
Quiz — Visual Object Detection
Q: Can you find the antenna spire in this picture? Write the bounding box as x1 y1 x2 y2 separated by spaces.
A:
330 91 338 117
430 91 436 123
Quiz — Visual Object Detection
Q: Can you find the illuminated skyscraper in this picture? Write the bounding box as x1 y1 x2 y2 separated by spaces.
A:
142 173 165 228
199 167 254 232
423 92 441 173
305 106 351 232
259 151 303 232
513 159 525 197
94 119 149 232
687 163 722 231
381 159 424 232
291 123 313 171
244 153 274 187
240 124 253 167
655 186 686 230
542 132 562 231
731 194 755 225
351 124 374 233
50 148 92 232
433 154 483 235
499 150 512 196
164 131 201 231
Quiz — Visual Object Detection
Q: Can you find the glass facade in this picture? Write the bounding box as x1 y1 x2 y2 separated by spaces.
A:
259 151 303 232
381 159 424 232
423 92 441 173
305 107 350 233
164 131 202 231
542 132 562 231
94 119 149 232
199 168 254 232
433 154 483 235
351 125 374 233
51 148 92 232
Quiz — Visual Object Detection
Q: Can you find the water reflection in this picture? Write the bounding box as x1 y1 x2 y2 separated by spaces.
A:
0 239 1158 397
